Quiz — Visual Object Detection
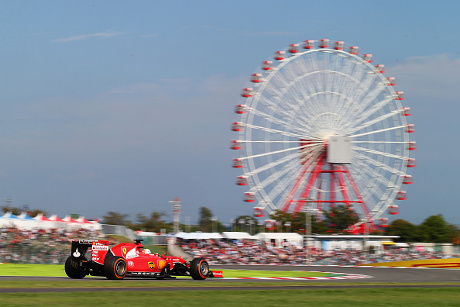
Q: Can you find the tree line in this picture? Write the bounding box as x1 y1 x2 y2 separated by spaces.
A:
2 204 459 244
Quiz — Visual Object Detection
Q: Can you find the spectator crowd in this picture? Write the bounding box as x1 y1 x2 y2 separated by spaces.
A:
178 239 452 266
0 226 104 264
0 225 453 266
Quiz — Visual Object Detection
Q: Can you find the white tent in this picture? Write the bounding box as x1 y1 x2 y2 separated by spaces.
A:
15 212 40 229
34 213 56 229
175 232 223 240
48 214 67 229
0 212 40 230
0 212 20 228
0 212 103 231
222 232 256 240
254 232 304 248
76 216 102 231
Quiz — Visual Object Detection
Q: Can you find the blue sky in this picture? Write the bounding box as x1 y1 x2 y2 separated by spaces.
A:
0 1 459 227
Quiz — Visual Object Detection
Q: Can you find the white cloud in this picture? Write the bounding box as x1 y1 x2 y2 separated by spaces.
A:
52 31 127 43
387 54 460 101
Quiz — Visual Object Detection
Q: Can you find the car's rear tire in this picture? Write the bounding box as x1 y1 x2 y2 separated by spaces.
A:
104 256 127 280
190 258 209 280
65 256 87 279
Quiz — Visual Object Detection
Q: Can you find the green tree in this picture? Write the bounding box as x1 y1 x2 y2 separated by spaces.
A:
419 214 450 243
267 210 329 234
447 223 460 245
292 211 329 234
233 215 258 234
1 206 22 215
198 207 213 232
385 219 420 242
28 209 48 218
270 210 294 232
323 205 359 233
134 211 170 233
102 211 131 226
1 205 47 217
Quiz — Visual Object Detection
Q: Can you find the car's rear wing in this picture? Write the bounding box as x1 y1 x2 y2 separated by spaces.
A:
71 239 110 265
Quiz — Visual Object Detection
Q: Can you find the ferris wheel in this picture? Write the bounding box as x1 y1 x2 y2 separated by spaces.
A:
231 39 415 230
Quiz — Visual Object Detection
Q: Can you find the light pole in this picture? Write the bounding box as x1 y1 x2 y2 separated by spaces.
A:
212 217 217 233
304 198 314 265
169 198 181 234
239 219 245 232
185 216 190 233
363 218 369 260
285 222 291 233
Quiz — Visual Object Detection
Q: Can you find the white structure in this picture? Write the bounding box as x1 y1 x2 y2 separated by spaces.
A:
0 212 102 231
222 232 256 241
310 234 399 254
175 232 223 240
254 232 304 248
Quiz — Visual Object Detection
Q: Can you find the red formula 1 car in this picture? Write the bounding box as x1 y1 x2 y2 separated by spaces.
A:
64 239 223 280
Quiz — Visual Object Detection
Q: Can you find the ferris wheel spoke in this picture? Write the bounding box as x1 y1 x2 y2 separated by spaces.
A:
242 150 300 177
355 152 406 176
353 158 393 189
348 171 387 216
344 96 394 132
352 140 407 146
256 95 301 122
242 141 320 161
347 161 383 202
244 123 304 138
248 157 301 193
349 109 403 135
351 124 405 138
250 151 322 205
344 81 387 127
352 145 406 161
245 107 306 134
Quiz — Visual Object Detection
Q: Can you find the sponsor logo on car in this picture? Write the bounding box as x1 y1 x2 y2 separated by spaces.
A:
92 245 109 251
148 262 155 269
128 261 134 267
157 260 166 270
79 239 97 244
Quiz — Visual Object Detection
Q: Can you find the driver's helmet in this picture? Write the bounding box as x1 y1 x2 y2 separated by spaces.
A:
144 249 151 254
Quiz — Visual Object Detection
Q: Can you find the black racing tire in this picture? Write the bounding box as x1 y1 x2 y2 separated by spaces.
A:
64 256 87 279
189 258 209 280
104 256 127 280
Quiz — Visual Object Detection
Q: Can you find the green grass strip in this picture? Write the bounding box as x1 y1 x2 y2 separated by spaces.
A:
1 288 460 306
0 264 335 278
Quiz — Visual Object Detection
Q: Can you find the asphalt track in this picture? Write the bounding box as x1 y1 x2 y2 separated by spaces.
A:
1 265 460 293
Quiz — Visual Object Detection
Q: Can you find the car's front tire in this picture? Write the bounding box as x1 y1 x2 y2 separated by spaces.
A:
189 258 209 280
104 256 127 280
64 256 87 279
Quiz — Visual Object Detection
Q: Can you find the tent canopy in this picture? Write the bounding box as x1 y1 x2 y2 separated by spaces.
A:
222 232 256 240
2 212 19 219
175 232 223 240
